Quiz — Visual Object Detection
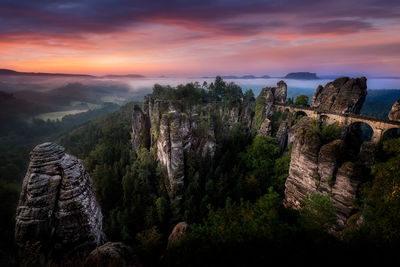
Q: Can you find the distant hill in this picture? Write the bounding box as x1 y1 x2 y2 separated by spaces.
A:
0 69 95 78
284 72 319 79
201 75 271 79
0 69 146 79
102 74 145 78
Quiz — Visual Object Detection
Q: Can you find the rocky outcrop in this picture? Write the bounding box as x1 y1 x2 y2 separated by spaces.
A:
255 81 287 132
221 98 256 130
310 77 367 114
276 121 289 154
167 222 189 249
132 105 150 152
388 99 400 121
157 110 216 198
85 242 137 267
274 81 287 104
331 162 361 228
258 119 272 136
15 143 105 259
284 118 362 228
284 117 321 209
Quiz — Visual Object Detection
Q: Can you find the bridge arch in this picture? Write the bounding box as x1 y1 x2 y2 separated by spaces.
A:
346 121 374 142
382 127 400 141
295 110 307 120
319 114 329 122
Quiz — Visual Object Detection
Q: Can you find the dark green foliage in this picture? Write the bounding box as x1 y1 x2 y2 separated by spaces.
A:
294 94 309 106
271 148 291 196
0 103 121 264
253 90 267 130
241 135 279 198
360 138 400 243
299 193 337 233
311 120 341 144
59 103 167 245
270 110 289 136
190 189 284 243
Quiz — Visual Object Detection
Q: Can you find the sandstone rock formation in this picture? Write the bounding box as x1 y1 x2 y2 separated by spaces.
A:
310 77 367 114
15 143 105 258
388 99 400 121
284 118 362 228
85 242 137 267
132 104 150 152
258 118 272 136
156 110 216 198
167 222 190 249
274 81 288 104
255 81 287 133
144 91 255 199
276 121 289 154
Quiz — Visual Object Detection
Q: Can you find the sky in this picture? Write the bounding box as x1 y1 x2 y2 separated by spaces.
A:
0 0 399 76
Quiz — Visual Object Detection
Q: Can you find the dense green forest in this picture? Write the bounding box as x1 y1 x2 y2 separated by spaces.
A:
2 78 400 265
55 79 400 265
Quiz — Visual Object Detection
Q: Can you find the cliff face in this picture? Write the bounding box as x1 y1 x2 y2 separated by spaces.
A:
132 104 150 152
284 117 364 228
156 110 216 198
254 81 287 131
140 92 255 199
15 142 105 258
310 77 367 114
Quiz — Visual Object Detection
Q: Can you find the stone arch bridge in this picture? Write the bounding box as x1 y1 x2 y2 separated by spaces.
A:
273 103 400 143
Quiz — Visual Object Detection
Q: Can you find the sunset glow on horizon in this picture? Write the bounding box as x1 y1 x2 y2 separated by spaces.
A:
1 0 399 76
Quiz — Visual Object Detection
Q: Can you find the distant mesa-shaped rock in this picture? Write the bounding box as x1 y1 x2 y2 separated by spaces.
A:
15 142 105 259
310 77 367 114
284 72 318 79
388 99 400 121
240 75 257 79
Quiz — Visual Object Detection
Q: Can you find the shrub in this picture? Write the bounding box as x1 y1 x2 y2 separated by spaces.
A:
299 193 337 232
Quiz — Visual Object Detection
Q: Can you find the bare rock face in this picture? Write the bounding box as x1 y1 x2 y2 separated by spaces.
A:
284 117 321 209
284 118 362 228
85 242 137 267
255 81 287 133
132 105 150 152
274 80 288 104
221 97 256 130
157 111 216 198
331 162 361 228
15 143 105 259
276 121 289 154
258 118 272 136
167 222 189 249
310 77 367 114
388 99 400 121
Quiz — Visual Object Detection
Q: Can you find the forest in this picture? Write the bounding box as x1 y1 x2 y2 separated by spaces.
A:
2 78 400 266
58 79 400 265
